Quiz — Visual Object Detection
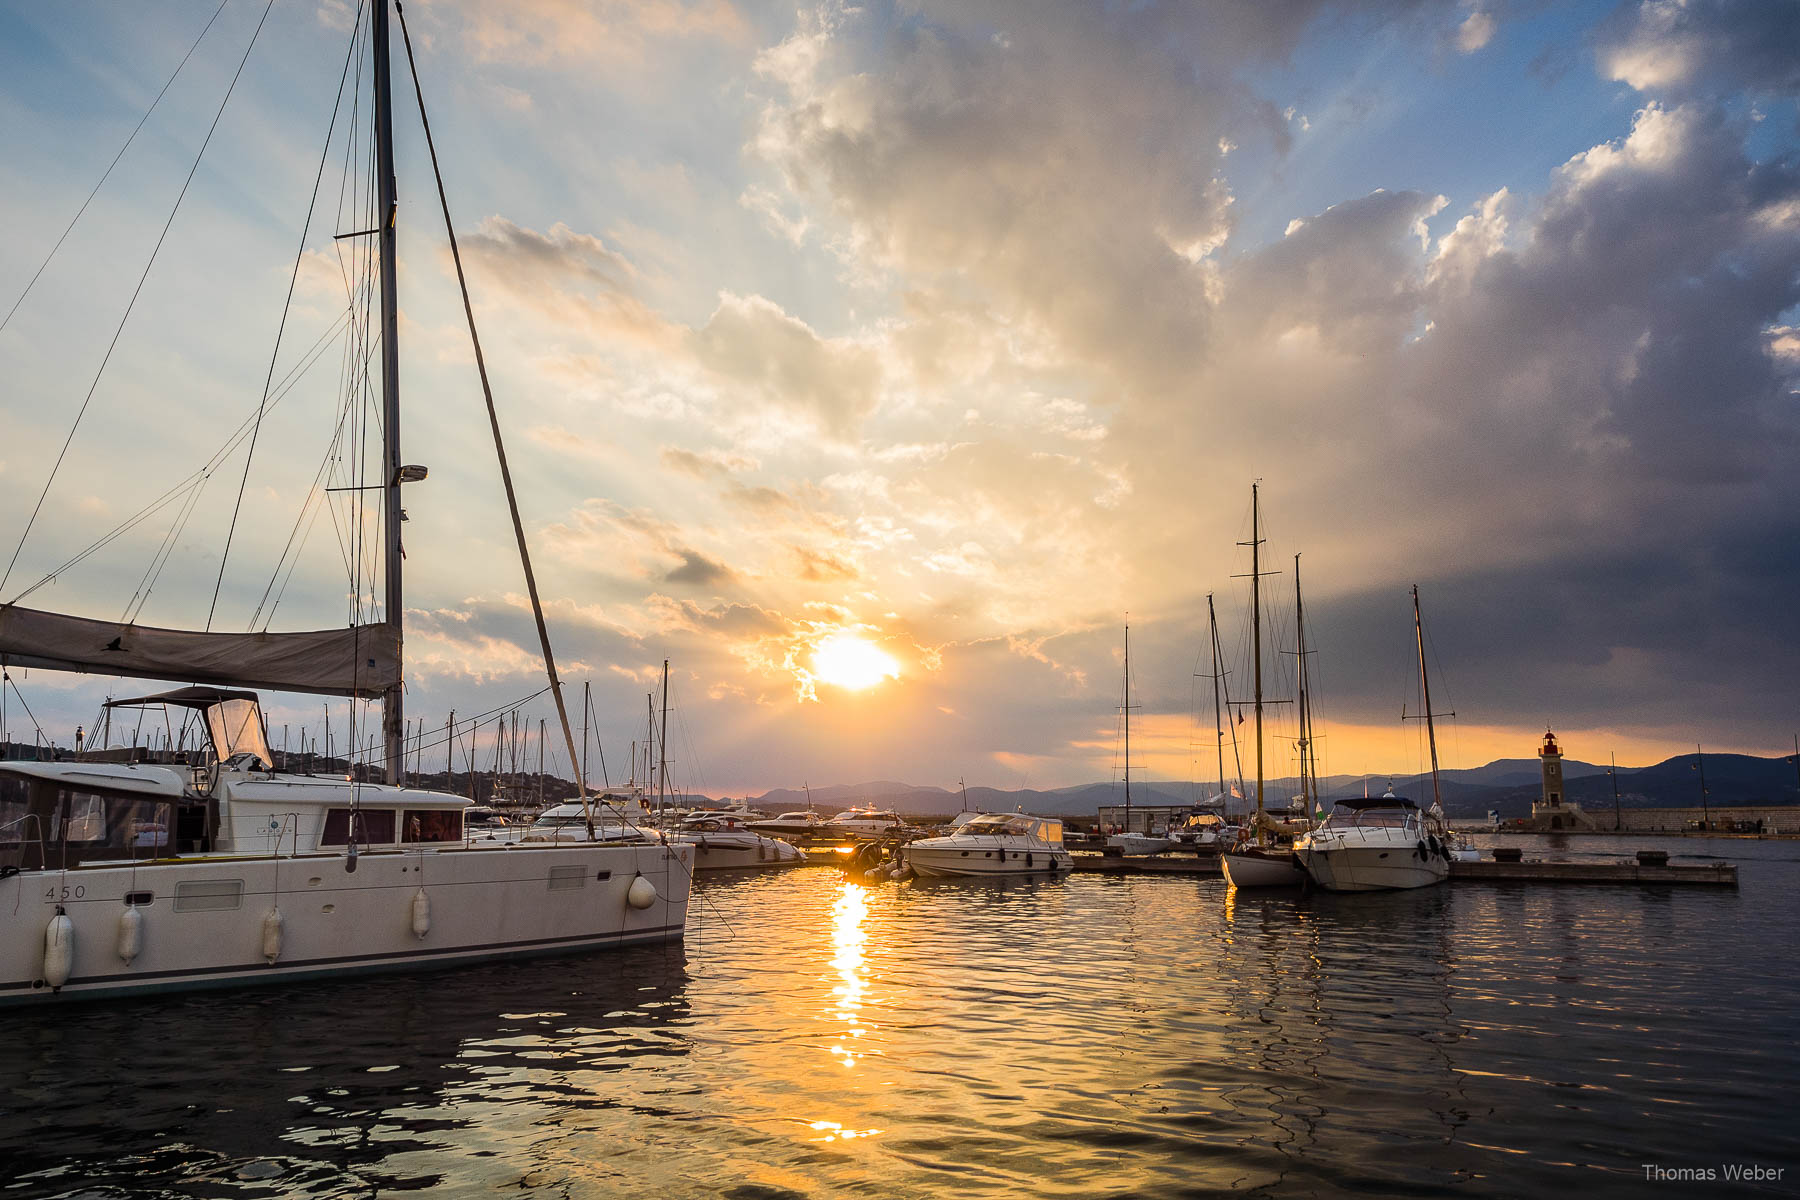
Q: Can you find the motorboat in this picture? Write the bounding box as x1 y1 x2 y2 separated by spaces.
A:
521 791 656 843
669 814 805 870
1296 794 1451 892
747 810 829 836
1295 588 1457 893
1106 831 1174 856
1220 842 1306 888
905 813 1073 878
1168 811 1234 851
822 808 905 837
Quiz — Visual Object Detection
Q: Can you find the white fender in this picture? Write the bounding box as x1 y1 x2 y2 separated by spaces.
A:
411 888 431 939
116 905 144 965
626 875 657 910
262 907 284 964
43 911 75 989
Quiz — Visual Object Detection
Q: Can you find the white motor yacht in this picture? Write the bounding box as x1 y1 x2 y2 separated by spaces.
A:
1168 811 1234 851
1220 843 1306 888
1296 794 1451 892
823 808 906 837
747 810 828 836
1106 831 1174 856
669 814 804 870
905 813 1073 878
521 792 656 843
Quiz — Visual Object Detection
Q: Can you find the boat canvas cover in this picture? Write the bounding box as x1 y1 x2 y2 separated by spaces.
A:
0 604 399 698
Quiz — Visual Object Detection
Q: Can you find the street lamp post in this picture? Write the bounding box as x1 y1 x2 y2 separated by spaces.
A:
1692 743 1710 832
1609 751 1621 832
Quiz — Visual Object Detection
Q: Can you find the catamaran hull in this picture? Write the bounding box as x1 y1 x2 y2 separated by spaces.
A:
1299 845 1448 892
1220 848 1304 888
0 841 690 1006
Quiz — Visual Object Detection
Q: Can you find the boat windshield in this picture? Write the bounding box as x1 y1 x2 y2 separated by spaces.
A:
965 815 1034 836
1323 805 1416 829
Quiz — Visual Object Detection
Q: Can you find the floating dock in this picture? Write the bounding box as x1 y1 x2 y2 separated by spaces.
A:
803 846 1738 887
1447 858 1737 887
1065 853 1738 886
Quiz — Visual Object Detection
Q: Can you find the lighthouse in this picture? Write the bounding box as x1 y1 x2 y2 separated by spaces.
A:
1531 729 1592 830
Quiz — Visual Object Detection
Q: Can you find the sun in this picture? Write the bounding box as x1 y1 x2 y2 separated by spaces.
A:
811 635 901 691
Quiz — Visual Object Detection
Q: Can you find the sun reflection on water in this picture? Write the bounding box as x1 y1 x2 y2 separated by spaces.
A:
829 882 870 1069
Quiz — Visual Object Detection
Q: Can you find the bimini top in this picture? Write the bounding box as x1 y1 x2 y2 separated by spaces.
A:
1333 795 1418 811
104 686 261 710
105 686 271 768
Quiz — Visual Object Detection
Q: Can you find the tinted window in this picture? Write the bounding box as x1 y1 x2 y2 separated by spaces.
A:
320 808 397 846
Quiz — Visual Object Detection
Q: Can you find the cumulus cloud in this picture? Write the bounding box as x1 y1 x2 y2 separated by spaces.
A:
688 292 882 439
1597 0 1800 99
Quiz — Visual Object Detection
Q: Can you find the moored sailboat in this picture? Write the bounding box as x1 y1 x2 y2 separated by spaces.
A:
0 3 690 1004
1221 485 1305 888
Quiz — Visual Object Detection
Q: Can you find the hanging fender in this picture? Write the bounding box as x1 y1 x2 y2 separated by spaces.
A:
117 905 144 965
43 908 74 990
261 907 284 964
1415 840 1428 861
411 888 431 939
627 875 657 910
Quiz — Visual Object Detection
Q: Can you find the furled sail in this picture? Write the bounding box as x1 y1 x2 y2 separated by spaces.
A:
0 604 399 698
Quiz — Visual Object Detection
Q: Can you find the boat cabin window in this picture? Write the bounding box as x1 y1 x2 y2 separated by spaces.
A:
0 779 175 869
402 810 463 843
320 808 397 846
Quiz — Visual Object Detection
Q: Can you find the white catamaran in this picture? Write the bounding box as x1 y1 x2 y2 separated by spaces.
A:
0 2 690 1004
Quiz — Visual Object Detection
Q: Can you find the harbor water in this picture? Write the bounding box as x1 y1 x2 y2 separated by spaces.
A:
2 834 1796 1197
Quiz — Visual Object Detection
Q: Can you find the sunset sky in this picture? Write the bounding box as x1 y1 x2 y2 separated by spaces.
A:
1 0 1796 798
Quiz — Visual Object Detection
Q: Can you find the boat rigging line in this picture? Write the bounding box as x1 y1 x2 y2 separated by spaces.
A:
0 0 278 599
394 0 595 837
208 4 365 632
0 0 232 335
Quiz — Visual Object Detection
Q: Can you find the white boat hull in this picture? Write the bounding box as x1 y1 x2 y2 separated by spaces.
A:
1221 848 1304 888
676 831 805 871
0 841 690 1006
1299 842 1449 892
907 845 1072 878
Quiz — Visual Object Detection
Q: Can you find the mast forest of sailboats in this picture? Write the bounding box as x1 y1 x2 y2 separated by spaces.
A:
0 1 690 1005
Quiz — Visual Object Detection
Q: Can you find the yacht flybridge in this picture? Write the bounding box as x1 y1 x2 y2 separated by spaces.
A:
0 1 690 1003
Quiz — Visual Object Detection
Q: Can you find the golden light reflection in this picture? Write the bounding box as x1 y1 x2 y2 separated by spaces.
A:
806 1119 883 1143
811 634 900 691
829 882 869 1069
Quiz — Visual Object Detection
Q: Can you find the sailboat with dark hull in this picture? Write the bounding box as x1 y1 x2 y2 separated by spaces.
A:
0 2 690 1005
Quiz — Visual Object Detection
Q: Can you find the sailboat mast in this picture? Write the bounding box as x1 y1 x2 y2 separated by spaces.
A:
658 659 670 816
1123 622 1131 832
1250 484 1264 833
1295 554 1317 811
1412 585 1442 809
1207 593 1225 814
373 0 405 786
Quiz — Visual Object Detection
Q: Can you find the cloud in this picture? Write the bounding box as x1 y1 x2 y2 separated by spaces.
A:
421 0 750 68
688 292 882 438
1597 0 1800 99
